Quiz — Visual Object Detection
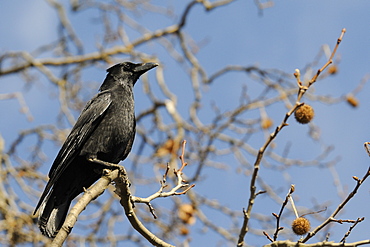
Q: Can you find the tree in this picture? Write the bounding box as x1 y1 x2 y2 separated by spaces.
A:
0 1 369 246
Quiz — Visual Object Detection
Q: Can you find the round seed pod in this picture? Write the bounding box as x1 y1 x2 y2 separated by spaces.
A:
294 104 314 124
292 217 310 235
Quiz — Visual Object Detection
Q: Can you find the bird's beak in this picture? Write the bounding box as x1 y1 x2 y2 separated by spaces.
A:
134 63 158 74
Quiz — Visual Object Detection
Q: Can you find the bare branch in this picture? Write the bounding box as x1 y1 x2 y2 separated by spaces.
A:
113 170 175 247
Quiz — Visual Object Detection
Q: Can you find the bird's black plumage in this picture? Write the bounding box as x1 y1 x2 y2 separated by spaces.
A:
34 62 158 238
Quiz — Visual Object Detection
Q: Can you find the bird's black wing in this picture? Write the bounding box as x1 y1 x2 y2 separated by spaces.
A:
35 91 112 213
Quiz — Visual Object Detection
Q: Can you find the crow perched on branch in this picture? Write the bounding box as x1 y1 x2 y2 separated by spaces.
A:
34 62 158 238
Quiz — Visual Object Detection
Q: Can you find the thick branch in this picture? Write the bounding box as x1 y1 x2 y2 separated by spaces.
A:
113 171 175 247
263 239 370 247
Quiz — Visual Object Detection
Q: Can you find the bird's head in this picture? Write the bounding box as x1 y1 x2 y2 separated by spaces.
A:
100 62 158 91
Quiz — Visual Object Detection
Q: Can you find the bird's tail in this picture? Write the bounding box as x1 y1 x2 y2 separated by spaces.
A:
36 192 72 238
35 157 102 238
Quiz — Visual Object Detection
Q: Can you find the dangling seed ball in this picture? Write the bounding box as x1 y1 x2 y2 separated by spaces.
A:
294 104 314 124
292 217 310 235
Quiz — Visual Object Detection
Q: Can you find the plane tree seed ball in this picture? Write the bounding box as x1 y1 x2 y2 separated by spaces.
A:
292 217 310 235
294 104 314 124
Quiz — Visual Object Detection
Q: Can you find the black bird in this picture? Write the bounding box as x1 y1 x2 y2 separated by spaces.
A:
34 62 158 238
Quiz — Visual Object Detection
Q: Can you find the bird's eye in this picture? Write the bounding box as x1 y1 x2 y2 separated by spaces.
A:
123 64 131 71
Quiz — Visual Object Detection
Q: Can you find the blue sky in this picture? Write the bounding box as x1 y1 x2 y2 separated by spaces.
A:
1 0 370 246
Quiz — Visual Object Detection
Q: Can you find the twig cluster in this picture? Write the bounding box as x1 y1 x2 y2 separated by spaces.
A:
237 29 347 247
131 140 195 216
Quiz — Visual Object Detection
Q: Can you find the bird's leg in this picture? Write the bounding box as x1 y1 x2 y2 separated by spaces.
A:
87 156 130 186
87 156 122 171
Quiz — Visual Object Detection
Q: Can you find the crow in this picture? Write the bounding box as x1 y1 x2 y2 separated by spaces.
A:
34 62 158 238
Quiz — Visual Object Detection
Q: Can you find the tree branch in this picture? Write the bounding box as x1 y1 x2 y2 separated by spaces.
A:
113 168 175 247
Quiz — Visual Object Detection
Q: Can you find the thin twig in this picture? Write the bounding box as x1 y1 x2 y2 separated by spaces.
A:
263 231 274 242
340 217 365 243
272 185 295 241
